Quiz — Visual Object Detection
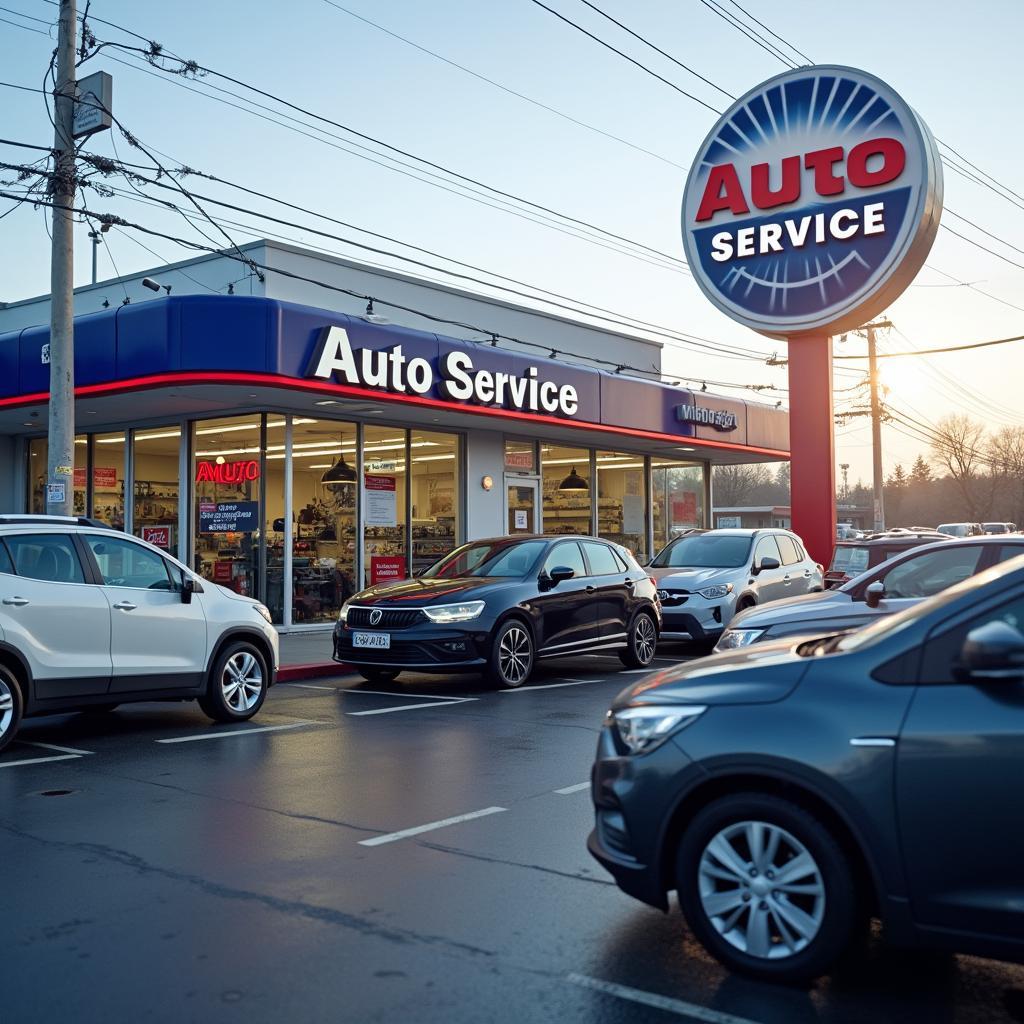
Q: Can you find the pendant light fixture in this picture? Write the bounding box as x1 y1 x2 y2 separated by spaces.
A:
558 466 589 491
321 445 357 488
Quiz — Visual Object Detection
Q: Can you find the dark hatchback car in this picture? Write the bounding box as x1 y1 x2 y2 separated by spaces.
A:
333 535 660 688
590 555 1024 981
825 528 950 588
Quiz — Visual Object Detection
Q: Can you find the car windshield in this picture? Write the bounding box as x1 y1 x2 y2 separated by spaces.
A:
937 524 967 537
425 539 546 579
829 545 870 575
651 533 751 569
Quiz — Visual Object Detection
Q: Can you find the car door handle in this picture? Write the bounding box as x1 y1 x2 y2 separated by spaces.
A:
585 586 597 594
850 737 896 747
2 596 28 606
112 601 137 611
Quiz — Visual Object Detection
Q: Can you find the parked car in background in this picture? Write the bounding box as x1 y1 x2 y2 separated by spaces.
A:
0 516 279 754
646 529 822 645
717 535 1024 650
983 522 1017 535
836 523 863 540
825 528 950 588
937 522 984 538
333 535 660 688
590 553 1024 981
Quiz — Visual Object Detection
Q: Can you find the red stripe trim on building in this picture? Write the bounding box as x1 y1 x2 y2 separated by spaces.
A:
1 371 790 459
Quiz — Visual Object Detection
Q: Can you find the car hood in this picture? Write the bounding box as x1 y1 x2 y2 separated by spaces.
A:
727 589 854 629
215 584 263 607
351 575 508 605
611 637 812 710
650 566 738 588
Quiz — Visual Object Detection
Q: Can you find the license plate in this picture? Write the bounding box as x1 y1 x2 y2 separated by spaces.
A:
353 632 391 650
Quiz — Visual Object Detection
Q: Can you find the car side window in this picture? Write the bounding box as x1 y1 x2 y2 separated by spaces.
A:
753 536 782 567
881 545 983 599
581 541 621 576
920 594 1024 683
776 536 801 565
0 541 13 576
543 541 586 578
5 533 85 584
995 544 1024 566
162 557 186 592
85 536 174 590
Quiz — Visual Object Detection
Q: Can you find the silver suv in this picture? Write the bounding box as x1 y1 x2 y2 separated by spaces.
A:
0 516 280 753
649 529 823 644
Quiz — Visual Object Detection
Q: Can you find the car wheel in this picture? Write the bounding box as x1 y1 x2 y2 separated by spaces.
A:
487 620 534 689
357 667 401 684
735 597 756 613
198 641 269 723
676 793 859 983
618 610 658 668
0 666 24 754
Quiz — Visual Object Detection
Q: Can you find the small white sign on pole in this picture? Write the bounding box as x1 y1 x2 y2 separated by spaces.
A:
72 71 113 139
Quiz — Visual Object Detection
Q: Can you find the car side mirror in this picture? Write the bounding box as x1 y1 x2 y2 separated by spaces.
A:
864 580 885 609
182 577 196 604
755 557 780 574
959 621 1024 683
548 565 575 586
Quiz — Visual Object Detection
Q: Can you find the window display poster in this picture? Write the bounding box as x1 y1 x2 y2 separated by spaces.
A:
364 475 397 527
199 501 258 533
142 525 173 549
213 561 233 583
622 494 645 535
371 555 406 585
514 508 528 530
672 493 698 527
73 466 118 489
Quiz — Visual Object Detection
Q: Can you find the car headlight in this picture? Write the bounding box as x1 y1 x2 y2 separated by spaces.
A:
422 601 486 623
253 603 273 625
339 599 352 623
609 704 707 755
697 583 734 600
717 627 765 649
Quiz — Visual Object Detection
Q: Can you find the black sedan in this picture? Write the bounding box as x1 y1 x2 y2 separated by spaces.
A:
333 535 660 688
590 553 1024 981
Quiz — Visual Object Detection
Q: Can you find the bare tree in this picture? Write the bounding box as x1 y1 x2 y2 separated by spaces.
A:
929 414 995 521
712 464 773 507
988 426 1024 524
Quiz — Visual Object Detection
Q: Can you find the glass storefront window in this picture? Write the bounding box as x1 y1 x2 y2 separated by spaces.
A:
503 438 537 474
363 425 408 588
410 430 459 575
652 459 705 552
596 450 648 562
132 426 181 554
27 435 88 514
192 416 261 597
289 419 357 624
92 432 126 529
542 445 592 536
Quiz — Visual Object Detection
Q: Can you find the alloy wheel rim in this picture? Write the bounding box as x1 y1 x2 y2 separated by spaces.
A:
635 615 656 664
498 626 531 684
698 820 826 960
0 678 13 737
221 651 263 712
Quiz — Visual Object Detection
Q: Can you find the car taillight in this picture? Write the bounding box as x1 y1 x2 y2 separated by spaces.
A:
648 575 657 587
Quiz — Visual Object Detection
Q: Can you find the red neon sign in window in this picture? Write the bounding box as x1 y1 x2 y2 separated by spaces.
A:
195 459 260 484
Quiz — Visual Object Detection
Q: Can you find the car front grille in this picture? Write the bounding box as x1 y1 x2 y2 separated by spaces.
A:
346 607 423 629
657 591 690 606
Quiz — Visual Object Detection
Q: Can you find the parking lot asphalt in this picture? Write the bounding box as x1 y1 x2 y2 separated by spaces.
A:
3 649 1023 1024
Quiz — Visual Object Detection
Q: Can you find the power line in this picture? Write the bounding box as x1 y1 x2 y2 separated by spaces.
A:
693 0 798 68
721 0 812 65
836 330 1024 360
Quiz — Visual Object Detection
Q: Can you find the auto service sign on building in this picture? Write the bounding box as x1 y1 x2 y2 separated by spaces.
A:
681 65 943 338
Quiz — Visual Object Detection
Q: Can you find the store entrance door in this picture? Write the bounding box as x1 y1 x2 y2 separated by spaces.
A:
506 478 540 535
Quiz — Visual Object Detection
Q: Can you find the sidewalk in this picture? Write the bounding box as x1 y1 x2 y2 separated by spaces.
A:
276 628 353 682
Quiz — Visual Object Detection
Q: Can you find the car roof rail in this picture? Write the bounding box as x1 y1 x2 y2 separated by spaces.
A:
0 514 114 529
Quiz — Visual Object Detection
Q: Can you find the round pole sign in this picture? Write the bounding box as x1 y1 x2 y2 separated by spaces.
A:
681 65 943 338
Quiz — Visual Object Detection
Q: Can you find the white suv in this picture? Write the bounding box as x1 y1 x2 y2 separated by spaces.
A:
0 516 279 753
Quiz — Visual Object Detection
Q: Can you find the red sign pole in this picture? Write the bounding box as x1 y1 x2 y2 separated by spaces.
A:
787 335 836 569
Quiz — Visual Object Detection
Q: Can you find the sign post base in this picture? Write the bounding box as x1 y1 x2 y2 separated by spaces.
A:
787 335 836 569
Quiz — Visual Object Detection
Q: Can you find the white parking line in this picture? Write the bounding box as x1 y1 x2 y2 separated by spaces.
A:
359 806 507 847
567 974 762 1024
23 741 95 756
0 753 82 769
347 698 476 716
620 668 656 674
156 721 315 744
553 782 590 795
499 679 602 693
286 683 336 691
344 689 470 701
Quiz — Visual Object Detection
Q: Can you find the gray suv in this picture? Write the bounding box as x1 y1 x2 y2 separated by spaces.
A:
649 529 822 644
590 554 1024 981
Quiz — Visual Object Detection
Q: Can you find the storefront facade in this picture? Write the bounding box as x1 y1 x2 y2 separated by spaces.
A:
0 294 789 630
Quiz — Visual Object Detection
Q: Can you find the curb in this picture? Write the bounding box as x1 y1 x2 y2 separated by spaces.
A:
278 661 353 683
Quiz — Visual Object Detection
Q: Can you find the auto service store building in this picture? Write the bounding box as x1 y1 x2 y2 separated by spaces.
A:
0 241 789 631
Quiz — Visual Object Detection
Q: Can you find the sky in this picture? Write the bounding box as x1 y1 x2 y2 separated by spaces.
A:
2 0 1023 489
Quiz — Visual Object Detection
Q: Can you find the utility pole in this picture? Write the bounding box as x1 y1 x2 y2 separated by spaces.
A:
46 0 77 517
861 319 893 533
840 463 850 502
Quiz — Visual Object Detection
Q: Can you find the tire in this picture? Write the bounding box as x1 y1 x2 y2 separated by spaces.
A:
197 641 269 723
735 597 756 613
0 665 24 755
357 667 401 684
486 619 534 689
618 610 658 668
676 793 859 983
